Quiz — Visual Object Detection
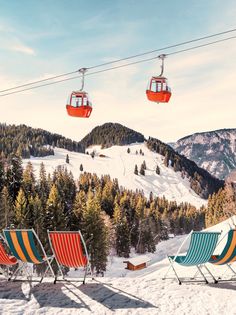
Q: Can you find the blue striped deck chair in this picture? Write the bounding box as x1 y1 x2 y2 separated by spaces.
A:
163 231 221 284
209 229 236 280
3 229 55 282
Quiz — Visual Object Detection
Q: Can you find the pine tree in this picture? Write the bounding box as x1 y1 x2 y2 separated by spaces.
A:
81 190 109 274
0 160 4 192
14 188 28 227
134 164 138 175
53 167 76 225
71 190 87 230
6 155 23 201
113 203 130 257
143 224 156 253
135 196 146 253
80 164 83 172
164 152 169 167
31 194 43 235
24 195 36 228
0 186 14 229
156 164 160 175
38 162 49 207
101 181 114 216
44 184 66 231
22 161 36 197
127 148 130 154
143 160 147 170
140 163 145 176
66 154 69 164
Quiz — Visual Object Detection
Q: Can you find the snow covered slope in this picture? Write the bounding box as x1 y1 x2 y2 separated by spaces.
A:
23 143 206 208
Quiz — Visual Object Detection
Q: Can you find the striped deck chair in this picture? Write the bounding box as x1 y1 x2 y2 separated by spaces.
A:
48 231 92 284
0 235 18 279
209 229 236 279
3 229 55 282
163 231 221 284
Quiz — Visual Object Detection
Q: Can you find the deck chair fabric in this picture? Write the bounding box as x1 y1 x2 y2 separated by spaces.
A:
169 232 220 266
3 229 55 282
164 231 221 284
0 241 17 266
48 231 92 284
209 229 236 265
208 229 236 279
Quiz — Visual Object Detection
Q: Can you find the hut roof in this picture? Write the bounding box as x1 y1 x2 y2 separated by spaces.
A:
123 255 151 266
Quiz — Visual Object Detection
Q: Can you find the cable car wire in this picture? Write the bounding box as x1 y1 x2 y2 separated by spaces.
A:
1 28 236 94
87 27 236 70
0 33 236 97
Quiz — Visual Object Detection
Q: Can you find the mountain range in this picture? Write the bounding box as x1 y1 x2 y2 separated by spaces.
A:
173 128 236 180
0 122 224 205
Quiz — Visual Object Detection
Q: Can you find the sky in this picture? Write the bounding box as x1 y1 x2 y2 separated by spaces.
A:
0 0 235 143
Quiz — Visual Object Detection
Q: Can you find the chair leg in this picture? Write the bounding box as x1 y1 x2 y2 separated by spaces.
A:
191 269 199 280
10 263 26 281
53 258 64 284
202 265 218 284
162 256 173 280
167 257 182 285
40 257 56 283
196 265 208 284
216 264 236 280
83 265 88 285
227 264 236 277
40 264 50 283
89 263 94 281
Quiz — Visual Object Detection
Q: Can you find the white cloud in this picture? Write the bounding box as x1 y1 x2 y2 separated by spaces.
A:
10 43 35 55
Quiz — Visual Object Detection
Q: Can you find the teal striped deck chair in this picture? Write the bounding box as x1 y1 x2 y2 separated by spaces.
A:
209 229 236 279
163 231 221 284
3 229 55 282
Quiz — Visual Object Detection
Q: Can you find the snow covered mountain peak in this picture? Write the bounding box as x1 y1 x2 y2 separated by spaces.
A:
174 128 236 180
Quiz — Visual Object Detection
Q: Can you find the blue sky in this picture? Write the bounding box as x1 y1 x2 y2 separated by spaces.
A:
0 0 235 142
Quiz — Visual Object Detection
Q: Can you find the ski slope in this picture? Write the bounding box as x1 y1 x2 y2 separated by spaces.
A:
0 216 236 315
23 143 206 208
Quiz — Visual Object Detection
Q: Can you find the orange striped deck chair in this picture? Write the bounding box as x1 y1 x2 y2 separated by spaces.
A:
0 235 17 279
209 229 236 279
3 229 55 282
48 231 92 284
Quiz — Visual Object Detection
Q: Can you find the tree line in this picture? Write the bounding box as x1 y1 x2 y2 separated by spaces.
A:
80 122 145 149
0 123 83 159
205 182 236 227
147 137 224 199
0 155 206 275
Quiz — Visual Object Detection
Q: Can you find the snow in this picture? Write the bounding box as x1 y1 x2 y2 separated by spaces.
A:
1 217 236 314
23 143 206 208
123 255 151 266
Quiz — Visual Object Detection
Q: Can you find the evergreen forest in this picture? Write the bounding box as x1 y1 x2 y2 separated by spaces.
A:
0 155 207 275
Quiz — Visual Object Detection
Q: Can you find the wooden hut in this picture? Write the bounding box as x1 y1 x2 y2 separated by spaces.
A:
123 256 151 271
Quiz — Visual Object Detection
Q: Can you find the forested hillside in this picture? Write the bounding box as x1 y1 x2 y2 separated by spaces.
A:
205 182 236 227
80 122 145 149
0 122 225 202
0 123 84 158
147 137 224 199
0 155 205 274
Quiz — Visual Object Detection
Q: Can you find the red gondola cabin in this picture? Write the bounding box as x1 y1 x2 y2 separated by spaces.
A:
66 91 92 118
146 76 171 103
